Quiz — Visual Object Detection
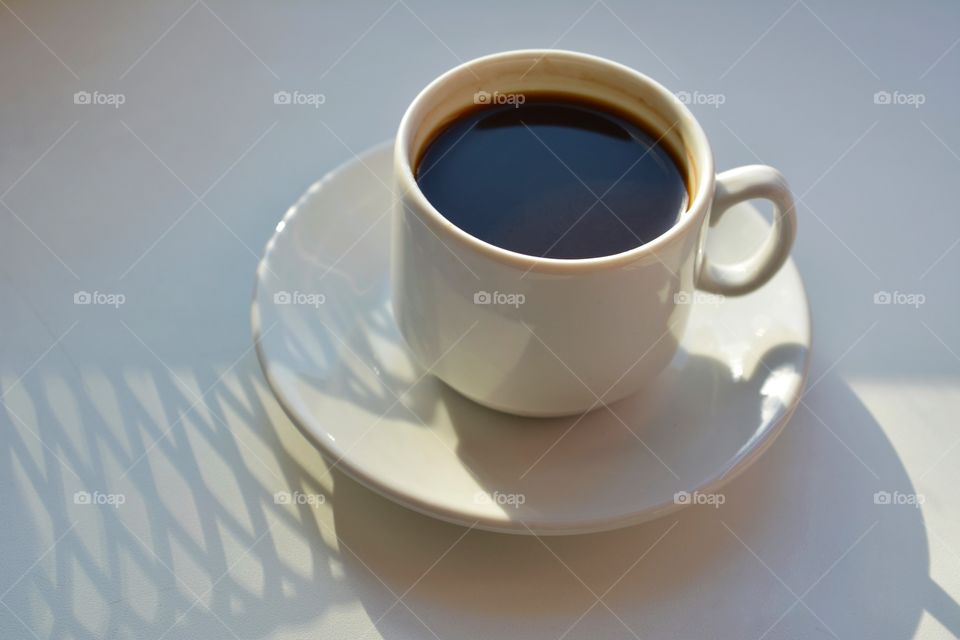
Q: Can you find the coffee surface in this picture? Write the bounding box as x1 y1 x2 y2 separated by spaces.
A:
415 95 688 259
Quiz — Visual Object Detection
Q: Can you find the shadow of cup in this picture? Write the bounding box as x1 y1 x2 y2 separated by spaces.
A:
327 375 953 639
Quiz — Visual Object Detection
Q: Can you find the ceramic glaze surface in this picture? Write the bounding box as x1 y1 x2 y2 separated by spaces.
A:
253 143 811 534
392 50 797 416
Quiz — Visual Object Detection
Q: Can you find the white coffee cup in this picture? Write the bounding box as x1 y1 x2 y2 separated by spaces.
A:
392 50 796 417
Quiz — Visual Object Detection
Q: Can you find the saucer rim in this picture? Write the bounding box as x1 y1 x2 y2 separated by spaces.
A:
252 140 812 536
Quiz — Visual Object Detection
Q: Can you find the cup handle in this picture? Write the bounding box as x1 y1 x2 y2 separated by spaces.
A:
697 165 797 295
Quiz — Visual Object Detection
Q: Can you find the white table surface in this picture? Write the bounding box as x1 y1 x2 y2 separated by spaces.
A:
2 1 959 638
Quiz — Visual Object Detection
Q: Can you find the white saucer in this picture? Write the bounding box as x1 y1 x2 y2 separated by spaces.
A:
252 141 811 535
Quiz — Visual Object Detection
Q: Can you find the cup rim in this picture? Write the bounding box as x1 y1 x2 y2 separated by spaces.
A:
395 49 716 273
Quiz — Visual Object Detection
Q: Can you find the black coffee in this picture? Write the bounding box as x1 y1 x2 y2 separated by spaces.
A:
415 94 688 259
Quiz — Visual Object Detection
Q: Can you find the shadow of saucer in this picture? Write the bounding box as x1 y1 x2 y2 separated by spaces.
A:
327 376 955 639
